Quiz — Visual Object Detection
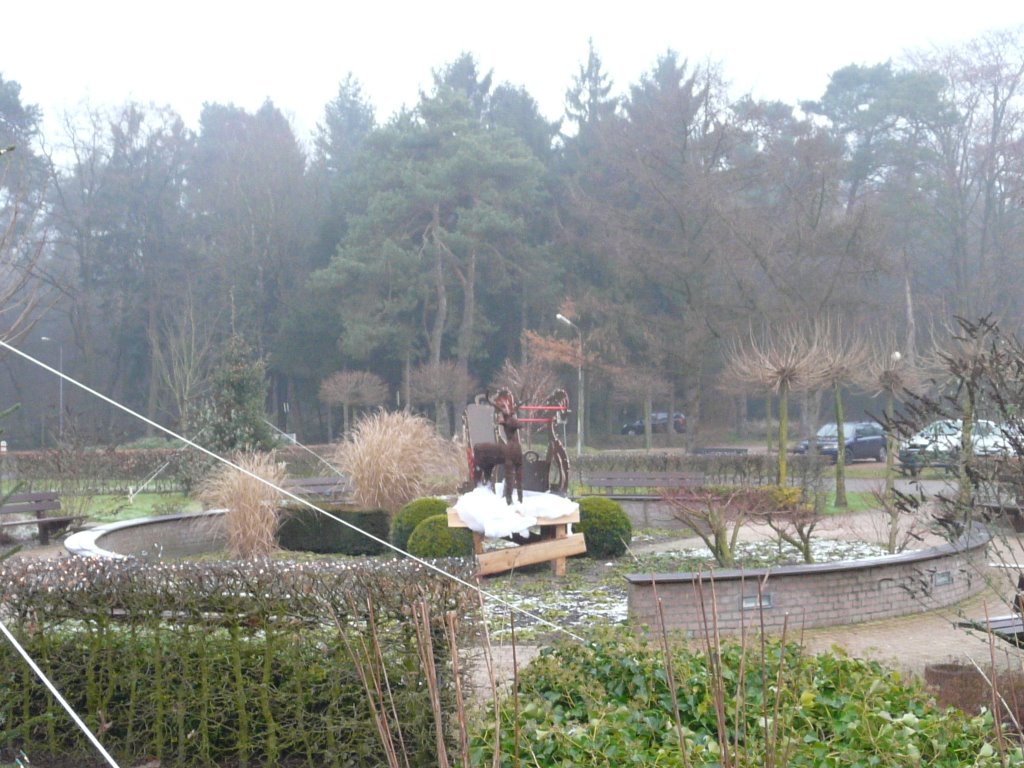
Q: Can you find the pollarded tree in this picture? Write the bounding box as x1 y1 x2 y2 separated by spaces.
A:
722 324 827 485
855 329 925 552
318 370 387 439
408 360 478 438
814 318 869 508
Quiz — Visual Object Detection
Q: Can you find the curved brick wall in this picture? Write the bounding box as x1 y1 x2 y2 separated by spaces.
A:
626 526 991 636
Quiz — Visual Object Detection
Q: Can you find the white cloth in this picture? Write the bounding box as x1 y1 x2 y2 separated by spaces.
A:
452 485 579 538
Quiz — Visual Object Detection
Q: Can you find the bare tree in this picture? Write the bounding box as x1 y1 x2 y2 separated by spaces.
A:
612 368 670 449
721 323 826 485
409 360 478 437
664 487 750 568
488 357 558 412
914 318 1000 515
0 197 48 346
855 328 925 552
319 370 388 439
149 287 218 435
489 357 558 446
814 317 870 507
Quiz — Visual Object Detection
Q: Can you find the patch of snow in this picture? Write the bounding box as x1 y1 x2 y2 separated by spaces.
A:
452 485 578 538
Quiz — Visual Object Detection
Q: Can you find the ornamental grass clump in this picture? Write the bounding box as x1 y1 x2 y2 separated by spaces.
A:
334 409 464 514
199 451 284 558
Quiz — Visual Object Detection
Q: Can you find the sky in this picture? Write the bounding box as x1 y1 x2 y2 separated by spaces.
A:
4 1 1024 149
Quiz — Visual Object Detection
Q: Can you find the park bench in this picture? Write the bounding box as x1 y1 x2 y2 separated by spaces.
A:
574 470 706 501
0 490 80 545
281 476 352 504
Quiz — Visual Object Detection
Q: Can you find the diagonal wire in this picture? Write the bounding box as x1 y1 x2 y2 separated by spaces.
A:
0 339 586 643
262 417 343 478
0 617 121 767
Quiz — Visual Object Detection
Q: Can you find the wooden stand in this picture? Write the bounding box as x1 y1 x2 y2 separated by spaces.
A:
447 508 586 576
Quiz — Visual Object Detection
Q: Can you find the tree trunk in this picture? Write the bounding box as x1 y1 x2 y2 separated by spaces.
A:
884 389 899 553
453 250 476 423
643 395 653 451
833 381 847 508
427 205 447 367
777 383 789 486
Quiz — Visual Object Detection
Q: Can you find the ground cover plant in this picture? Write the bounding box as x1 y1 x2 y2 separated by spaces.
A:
467 627 1022 767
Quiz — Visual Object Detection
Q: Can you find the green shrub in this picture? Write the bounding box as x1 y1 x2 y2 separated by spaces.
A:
469 628 1015 767
0 556 476 766
391 497 450 552
278 504 388 555
576 496 632 558
406 514 475 559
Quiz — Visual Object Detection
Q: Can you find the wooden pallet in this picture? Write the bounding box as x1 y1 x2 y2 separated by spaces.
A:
447 507 586 577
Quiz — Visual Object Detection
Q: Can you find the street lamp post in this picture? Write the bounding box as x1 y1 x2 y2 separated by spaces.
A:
40 337 63 440
556 314 584 456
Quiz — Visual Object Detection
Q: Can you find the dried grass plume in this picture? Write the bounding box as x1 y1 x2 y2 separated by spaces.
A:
334 409 464 514
199 452 285 559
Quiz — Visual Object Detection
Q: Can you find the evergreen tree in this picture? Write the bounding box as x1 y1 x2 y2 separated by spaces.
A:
200 334 275 454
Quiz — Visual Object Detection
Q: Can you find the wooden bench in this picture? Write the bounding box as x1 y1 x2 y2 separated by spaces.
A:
281 476 352 503
0 491 79 545
574 471 705 501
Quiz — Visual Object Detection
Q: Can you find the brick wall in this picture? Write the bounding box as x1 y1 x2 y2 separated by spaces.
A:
626 526 991 636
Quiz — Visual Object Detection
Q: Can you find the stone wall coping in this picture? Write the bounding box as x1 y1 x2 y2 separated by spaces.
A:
624 525 990 585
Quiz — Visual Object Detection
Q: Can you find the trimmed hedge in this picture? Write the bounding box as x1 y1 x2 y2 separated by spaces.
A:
0 556 475 767
406 514 475 559
391 497 450 552
574 451 828 488
576 497 632 558
278 504 389 555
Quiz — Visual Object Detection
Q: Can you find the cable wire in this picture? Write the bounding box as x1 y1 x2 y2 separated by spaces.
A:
0 617 121 767
0 340 587 643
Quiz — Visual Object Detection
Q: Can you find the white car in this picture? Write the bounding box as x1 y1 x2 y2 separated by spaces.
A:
898 419 1007 472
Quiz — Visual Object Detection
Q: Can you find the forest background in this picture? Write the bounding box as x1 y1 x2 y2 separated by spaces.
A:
1 29 1023 449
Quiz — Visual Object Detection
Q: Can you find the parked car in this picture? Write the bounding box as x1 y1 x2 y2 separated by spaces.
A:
897 419 1004 473
621 412 686 435
793 421 886 463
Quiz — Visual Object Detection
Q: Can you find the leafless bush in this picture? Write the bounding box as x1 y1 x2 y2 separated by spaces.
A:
199 452 284 558
334 409 464 514
319 370 389 435
663 487 758 567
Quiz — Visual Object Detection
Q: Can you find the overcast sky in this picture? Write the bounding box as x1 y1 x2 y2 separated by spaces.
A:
5 1 1024 147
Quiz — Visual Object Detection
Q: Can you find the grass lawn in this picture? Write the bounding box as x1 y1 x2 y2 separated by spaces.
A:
821 490 877 515
81 492 201 523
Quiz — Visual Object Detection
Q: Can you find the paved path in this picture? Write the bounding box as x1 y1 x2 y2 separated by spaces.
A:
633 506 1024 678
